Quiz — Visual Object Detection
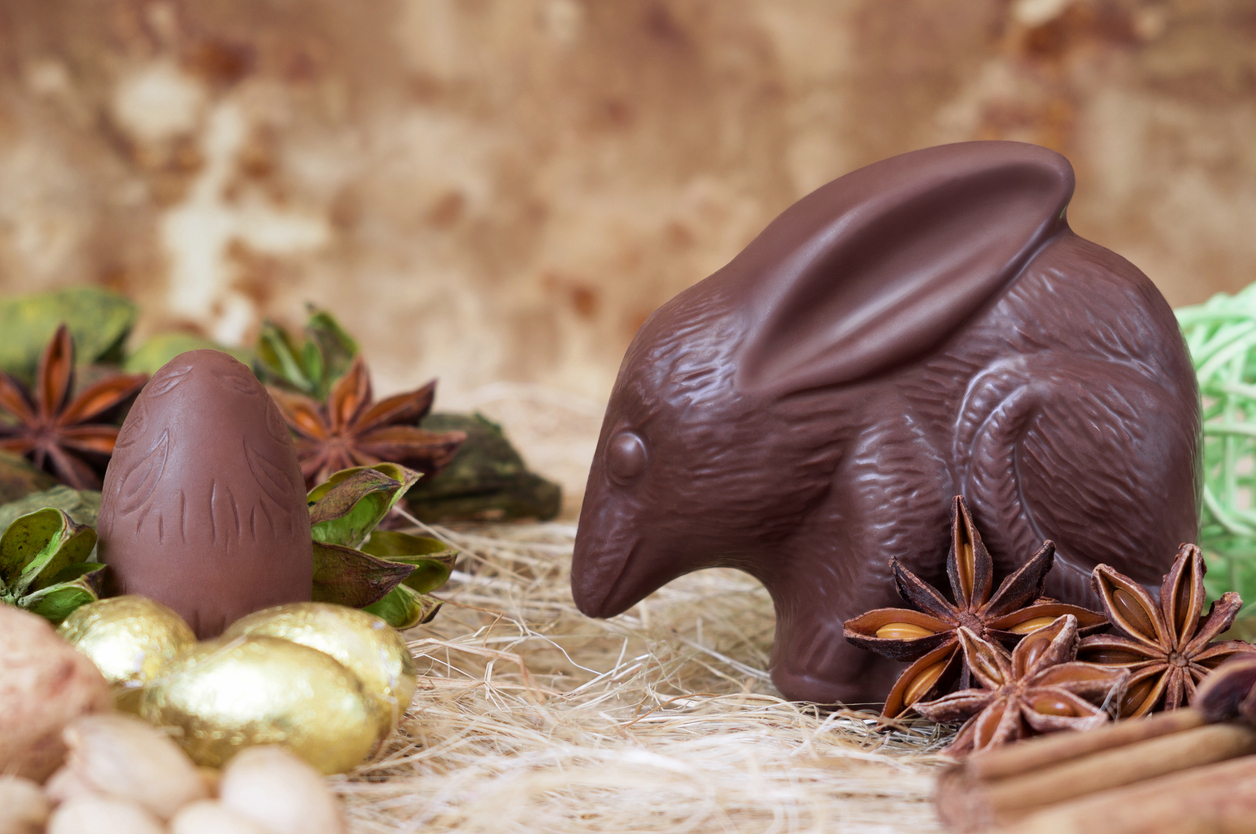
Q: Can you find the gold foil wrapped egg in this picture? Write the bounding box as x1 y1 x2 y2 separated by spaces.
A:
223 603 417 736
139 635 381 774
58 596 196 712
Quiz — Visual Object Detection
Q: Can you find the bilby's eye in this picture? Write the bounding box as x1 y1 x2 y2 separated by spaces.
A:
607 431 648 483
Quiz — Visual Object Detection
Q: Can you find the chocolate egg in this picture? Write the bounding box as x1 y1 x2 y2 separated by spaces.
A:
224 603 417 735
58 596 196 712
139 635 381 773
98 350 313 638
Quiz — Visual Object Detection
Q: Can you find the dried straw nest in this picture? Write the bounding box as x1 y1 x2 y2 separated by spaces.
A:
335 520 952 833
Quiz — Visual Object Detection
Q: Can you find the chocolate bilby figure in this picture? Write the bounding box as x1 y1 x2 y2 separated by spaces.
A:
99 350 313 638
571 141 1200 705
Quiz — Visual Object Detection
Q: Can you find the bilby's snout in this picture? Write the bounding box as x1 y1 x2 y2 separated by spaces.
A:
571 534 643 618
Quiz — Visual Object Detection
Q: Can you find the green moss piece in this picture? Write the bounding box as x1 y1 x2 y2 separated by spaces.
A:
405 413 561 522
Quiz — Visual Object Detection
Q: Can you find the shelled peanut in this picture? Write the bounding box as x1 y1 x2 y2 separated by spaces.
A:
0 714 346 834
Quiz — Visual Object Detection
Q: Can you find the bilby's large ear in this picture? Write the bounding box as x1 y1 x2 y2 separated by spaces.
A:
735 141 1073 396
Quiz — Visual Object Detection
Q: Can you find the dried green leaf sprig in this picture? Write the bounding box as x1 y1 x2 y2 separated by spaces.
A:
306 463 457 629
0 507 105 623
256 308 358 401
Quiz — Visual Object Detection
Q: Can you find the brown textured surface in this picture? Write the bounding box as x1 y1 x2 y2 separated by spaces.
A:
572 142 1200 705
0 0 1251 414
98 350 313 638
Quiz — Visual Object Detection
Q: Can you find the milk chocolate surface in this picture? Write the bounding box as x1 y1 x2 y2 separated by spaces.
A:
99 350 312 638
571 141 1201 706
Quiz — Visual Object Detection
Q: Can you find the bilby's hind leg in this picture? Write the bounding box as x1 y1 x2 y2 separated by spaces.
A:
959 355 1199 605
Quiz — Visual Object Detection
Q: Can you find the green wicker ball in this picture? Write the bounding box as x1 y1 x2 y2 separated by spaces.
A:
1178 284 1256 610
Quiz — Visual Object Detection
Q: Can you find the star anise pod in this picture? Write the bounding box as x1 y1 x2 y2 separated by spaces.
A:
1193 655 1256 724
0 324 147 490
268 356 466 488
843 495 1107 718
914 616 1129 756
1077 543 1256 718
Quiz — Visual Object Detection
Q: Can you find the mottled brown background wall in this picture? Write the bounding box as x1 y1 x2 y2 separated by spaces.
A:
1 0 1254 500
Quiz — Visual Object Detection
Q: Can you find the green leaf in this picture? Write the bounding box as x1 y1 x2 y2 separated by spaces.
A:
361 530 456 594
299 340 324 390
0 288 136 381
22 573 102 623
48 561 106 589
309 470 401 547
24 521 97 594
394 557 454 595
362 584 442 630
306 463 420 505
254 310 359 399
311 541 416 608
304 311 358 398
0 508 70 587
359 463 422 495
0 487 101 539
307 466 420 548
0 508 97 596
359 530 454 560
257 320 313 393
124 333 255 375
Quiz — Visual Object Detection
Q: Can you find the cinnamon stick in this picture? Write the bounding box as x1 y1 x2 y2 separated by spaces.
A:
935 659 1256 833
982 724 1253 818
995 753 1256 834
955 707 1206 782
936 715 1256 831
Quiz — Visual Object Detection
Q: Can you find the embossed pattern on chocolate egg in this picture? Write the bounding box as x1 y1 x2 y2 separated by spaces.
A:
98 350 313 638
